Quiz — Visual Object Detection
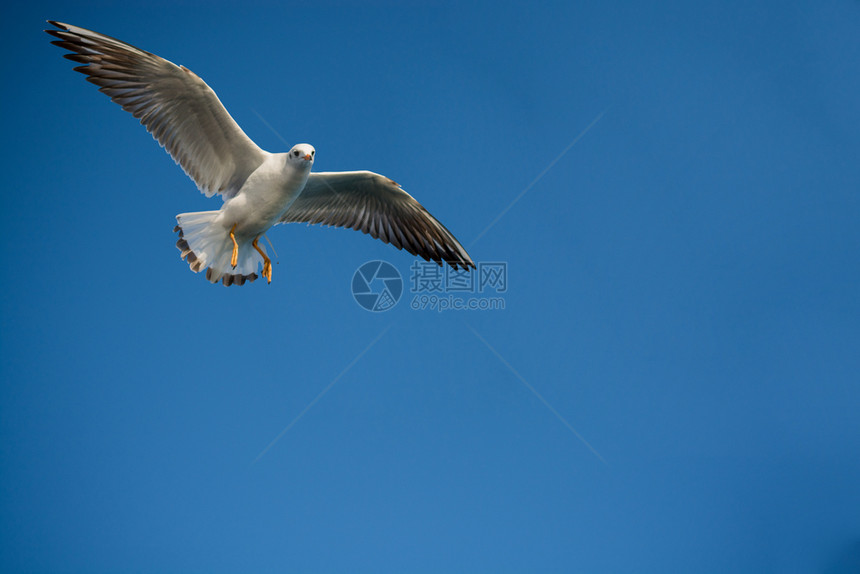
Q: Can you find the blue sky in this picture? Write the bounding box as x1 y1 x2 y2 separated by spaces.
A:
2 1 859 572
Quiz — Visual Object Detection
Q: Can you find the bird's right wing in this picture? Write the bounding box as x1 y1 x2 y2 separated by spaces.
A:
281 171 475 270
47 21 267 199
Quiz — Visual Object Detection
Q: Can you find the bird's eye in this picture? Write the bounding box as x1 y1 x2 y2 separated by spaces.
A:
293 150 300 157
311 151 315 156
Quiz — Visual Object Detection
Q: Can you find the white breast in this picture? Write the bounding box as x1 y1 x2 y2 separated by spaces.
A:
221 153 310 238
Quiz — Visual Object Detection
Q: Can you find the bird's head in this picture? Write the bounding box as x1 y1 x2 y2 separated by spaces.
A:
288 143 315 169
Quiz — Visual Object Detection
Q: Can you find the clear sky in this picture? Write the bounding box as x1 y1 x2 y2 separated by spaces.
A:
2 1 859 572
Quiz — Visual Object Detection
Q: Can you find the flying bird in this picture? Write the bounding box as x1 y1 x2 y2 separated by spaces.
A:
46 21 475 286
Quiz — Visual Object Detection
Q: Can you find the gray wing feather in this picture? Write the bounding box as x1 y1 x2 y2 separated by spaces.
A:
47 21 267 198
281 171 475 270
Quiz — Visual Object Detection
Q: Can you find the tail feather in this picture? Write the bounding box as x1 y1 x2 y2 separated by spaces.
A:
174 211 265 286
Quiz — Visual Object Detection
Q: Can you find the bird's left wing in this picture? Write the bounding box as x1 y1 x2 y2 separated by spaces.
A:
46 21 267 199
281 171 475 270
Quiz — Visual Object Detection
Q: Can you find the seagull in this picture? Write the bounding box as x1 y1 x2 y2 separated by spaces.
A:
46 21 475 286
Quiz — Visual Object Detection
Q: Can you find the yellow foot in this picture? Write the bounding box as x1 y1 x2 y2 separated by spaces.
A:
252 236 273 284
229 224 238 268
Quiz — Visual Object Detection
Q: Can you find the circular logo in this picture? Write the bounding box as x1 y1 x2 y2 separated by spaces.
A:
351 260 403 312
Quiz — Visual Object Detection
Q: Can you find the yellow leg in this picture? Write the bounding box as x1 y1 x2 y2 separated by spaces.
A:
252 237 272 284
229 224 238 268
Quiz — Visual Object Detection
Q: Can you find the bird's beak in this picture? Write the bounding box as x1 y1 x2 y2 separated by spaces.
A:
304 154 312 161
